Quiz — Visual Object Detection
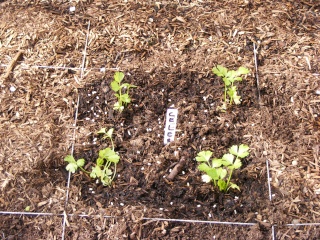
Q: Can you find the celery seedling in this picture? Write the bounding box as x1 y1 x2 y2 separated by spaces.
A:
111 71 137 112
65 128 120 186
196 144 249 192
212 65 249 110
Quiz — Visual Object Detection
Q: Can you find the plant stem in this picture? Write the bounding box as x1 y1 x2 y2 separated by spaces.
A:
79 166 90 174
226 168 234 190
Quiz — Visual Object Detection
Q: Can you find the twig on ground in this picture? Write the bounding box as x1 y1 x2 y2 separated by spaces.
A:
0 50 24 84
166 157 186 181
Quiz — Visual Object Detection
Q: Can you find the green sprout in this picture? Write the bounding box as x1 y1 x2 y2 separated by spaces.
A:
212 65 249 111
65 128 120 186
196 144 249 192
111 71 137 112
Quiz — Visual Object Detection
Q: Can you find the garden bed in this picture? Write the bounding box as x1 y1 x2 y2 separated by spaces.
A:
0 0 320 239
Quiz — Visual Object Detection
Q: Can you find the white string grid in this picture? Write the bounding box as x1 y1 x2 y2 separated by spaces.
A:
0 17 318 240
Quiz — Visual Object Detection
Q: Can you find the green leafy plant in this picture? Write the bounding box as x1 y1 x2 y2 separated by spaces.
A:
196 144 249 192
212 65 249 110
111 71 137 112
65 128 120 186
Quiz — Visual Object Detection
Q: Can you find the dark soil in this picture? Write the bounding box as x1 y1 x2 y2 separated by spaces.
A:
0 0 320 239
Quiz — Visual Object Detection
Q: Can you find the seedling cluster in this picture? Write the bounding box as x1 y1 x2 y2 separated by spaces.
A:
212 65 249 111
65 67 252 193
196 144 249 192
65 128 120 186
111 71 137 112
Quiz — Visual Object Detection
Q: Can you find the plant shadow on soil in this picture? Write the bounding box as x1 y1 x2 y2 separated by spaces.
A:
70 69 272 226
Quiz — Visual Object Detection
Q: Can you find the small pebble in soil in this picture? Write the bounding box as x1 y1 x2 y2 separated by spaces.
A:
69 6 75 12
202 137 206 140
89 188 93 191
90 106 94 110
91 191 95 194
110 202 113 206
120 122 123 126
203 96 207 101
85 117 90 120
292 160 298 166
137 150 140 154
182 171 185 175
272 194 276 198
213 204 217 208
127 130 131 136
159 208 164 211
169 169 172 172
240 204 243 207
118 174 120 177
96 96 99 99
88 93 91 96
120 203 124 206
234 196 239 200
204 109 208 113
82 142 86 145
210 103 214 106
92 91 97 95
168 99 171 102
187 182 190 186
157 161 161 164
147 163 151 166
208 213 212 218
100 67 106 72
197 205 201 208
158 133 161 137
234 210 237 214
9 86 16 92
315 90 320 95
141 167 144 170
170 202 173 205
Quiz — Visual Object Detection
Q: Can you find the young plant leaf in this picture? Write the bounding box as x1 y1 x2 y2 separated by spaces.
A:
211 158 223 168
96 157 104 166
120 93 131 103
114 71 124 83
111 81 120 92
229 144 249 158
198 163 211 173
106 128 114 139
64 155 78 173
212 65 228 77
76 158 85 168
218 179 227 191
97 128 106 135
207 168 219 181
90 165 102 178
228 182 240 191
64 155 76 163
233 158 242 169
66 162 78 173
236 66 250 75
221 153 234 165
196 151 213 162
113 102 124 112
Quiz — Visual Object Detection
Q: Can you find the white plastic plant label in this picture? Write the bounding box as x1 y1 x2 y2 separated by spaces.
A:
164 108 178 145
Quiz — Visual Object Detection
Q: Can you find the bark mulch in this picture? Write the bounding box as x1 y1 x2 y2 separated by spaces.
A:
0 0 319 239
